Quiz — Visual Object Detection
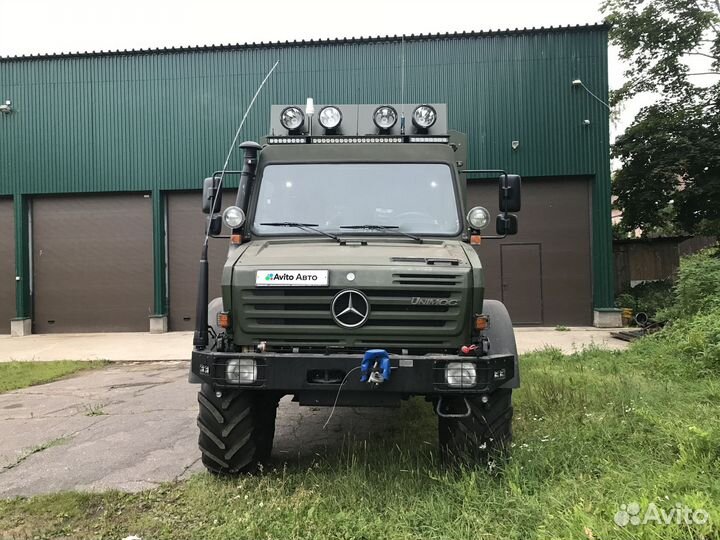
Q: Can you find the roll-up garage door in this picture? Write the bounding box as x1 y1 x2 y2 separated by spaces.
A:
0 199 14 334
467 177 593 326
32 194 153 333
166 191 234 331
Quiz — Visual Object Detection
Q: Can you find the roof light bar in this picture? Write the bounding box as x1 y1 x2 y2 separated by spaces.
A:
311 137 403 144
267 136 449 144
267 137 307 144
409 136 449 143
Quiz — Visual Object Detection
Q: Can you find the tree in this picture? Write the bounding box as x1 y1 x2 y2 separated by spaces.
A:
603 0 720 238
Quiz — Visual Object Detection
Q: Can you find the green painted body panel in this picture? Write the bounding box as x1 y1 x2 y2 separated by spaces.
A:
226 140 480 350
228 240 478 351
0 26 613 317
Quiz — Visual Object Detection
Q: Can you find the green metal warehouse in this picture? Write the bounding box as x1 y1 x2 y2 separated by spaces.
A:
0 24 613 334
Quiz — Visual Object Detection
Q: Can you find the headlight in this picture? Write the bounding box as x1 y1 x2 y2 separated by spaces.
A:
226 359 257 384
280 106 305 131
446 362 477 388
373 106 398 130
318 106 342 129
222 206 246 229
467 206 490 230
412 105 437 129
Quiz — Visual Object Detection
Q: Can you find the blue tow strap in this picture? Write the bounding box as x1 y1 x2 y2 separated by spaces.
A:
360 349 391 383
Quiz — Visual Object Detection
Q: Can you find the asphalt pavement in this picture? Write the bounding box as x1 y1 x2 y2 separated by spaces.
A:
0 329 627 498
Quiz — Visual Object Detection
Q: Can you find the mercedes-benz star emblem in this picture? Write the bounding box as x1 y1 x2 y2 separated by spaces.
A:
331 289 370 328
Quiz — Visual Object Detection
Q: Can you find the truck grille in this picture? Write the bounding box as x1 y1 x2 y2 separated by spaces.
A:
236 272 467 348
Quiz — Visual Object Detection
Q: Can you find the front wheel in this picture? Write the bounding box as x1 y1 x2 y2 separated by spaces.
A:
438 389 513 464
197 384 278 474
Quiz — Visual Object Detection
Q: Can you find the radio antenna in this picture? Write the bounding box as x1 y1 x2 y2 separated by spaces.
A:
194 60 279 350
400 35 406 135
204 60 279 245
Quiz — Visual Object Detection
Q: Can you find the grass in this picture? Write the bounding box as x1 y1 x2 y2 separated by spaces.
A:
0 360 109 394
2 437 69 471
1 346 719 539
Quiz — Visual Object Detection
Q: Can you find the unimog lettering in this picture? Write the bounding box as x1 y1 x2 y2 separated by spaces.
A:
411 297 460 306
191 101 522 475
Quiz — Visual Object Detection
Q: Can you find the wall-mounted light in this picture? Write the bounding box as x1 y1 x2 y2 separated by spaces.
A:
0 100 12 114
571 79 610 110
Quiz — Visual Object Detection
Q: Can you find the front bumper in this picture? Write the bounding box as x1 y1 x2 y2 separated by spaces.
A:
190 349 515 396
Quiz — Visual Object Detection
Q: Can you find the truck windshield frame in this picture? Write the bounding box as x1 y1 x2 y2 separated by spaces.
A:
249 162 463 238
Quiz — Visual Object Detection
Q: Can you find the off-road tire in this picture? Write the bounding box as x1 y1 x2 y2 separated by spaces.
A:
438 389 513 464
197 384 278 474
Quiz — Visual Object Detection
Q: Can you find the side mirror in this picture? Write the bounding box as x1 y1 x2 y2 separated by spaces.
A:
496 214 518 235
499 174 521 212
207 215 223 236
202 177 222 214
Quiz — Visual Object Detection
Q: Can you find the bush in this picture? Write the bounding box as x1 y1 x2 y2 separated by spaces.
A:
615 279 673 318
659 247 720 321
632 247 720 374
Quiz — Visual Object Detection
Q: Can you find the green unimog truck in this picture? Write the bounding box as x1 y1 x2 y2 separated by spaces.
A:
189 102 522 474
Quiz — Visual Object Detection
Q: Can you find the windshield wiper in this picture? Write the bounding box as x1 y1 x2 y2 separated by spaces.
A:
339 224 423 243
260 222 341 242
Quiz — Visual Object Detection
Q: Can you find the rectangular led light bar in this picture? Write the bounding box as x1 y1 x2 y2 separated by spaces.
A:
266 136 449 145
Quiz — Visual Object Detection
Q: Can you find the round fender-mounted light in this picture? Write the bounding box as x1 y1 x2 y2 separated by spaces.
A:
318 106 343 129
222 206 246 229
373 105 398 130
467 206 490 230
280 106 305 131
412 104 437 129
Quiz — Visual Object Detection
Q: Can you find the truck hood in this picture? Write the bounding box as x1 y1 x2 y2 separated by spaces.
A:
234 239 472 267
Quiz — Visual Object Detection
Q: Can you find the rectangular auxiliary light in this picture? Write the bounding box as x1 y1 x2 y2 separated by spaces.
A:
311 137 404 144
409 137 450 143
267 137 307 144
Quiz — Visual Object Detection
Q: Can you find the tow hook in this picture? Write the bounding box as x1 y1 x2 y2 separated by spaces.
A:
361 349 391 387
460 336 490 356
435 396 472 418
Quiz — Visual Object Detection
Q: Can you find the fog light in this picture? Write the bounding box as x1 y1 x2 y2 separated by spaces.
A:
412 105 437 129
318 106 342 129
446 362 477 388
280 106 305 131
373 105 398 130
226 359 257 384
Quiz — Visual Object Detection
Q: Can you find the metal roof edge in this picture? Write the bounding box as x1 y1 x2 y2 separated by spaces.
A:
0 22 610 63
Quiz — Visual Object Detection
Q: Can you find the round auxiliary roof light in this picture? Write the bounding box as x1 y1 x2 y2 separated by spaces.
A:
318 106 343 130
412 104 437 129
467 206 490 230
222 206 246 229
373 105 398 130
280 106 305 131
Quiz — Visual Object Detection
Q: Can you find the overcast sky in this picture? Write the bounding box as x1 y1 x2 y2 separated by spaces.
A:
0 0 646 138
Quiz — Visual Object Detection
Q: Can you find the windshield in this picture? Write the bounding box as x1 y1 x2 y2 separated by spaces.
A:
252 163 460 236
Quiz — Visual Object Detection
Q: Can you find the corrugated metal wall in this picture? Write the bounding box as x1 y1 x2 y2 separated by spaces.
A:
0 28 609 194
0 26 614 315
